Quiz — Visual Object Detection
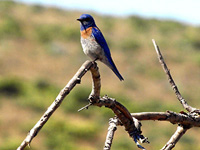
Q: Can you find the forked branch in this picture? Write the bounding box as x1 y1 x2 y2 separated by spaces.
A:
17 60 148 150
17 39 200 150
152 39 200 149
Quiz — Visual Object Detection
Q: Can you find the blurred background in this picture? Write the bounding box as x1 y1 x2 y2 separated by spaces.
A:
0 0 200 149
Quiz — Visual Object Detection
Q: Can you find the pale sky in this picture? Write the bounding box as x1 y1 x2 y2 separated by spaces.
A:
16 0 200 26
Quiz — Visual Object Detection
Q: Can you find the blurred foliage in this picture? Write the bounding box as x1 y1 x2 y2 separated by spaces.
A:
0 138 21 150
0 1 200 150
101 16 115 32
0 78 24 97
129 16 151 32
34 25 79 43
158 20 186 35
0 16 23 39
17 79 60 112
120 38 140 52
31 4 45 13
0 0 15 13
43 119 100 150
183 30 200 51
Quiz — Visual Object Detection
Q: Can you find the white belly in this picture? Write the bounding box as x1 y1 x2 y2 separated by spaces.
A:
81 37 104 61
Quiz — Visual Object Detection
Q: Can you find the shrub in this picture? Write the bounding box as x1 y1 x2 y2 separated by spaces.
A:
0 78 24 97
129 16 151 32
34 24 79 43
120 38 140 52
34 25 57 43
0 0 15 12
31 4 45 13
0 16 23 39
158 20 185 35
44 119 99 150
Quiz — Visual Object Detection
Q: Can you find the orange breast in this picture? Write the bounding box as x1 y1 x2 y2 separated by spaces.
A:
80 27 93 39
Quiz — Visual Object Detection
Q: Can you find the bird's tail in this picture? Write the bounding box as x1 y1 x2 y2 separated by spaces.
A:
111 66 124 81
104 58 124 81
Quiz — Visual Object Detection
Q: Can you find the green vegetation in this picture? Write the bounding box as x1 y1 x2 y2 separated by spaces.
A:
0 1 200 150
34 24 79 43
0 78 24 97
0 16 23 39
43 119 100 150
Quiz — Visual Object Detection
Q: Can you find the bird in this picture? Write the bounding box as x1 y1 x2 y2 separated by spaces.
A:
77 14 124 81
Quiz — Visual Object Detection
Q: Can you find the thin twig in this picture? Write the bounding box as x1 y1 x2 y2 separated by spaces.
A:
161 125 188 150
152 39 199 113
78 102 92 112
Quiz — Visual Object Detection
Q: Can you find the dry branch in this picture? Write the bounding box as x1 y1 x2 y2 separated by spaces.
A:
17 61 94 150
152 39 200 149
161 126 188 150
17 60 148 150
92 96 149 149
17 39 200 150
104 118 119 150
152 39 199 113
131 111 200 127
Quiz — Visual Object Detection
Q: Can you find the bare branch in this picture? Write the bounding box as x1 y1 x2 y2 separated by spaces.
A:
17 61 94 150
131 111 200 127
17 60 148 150
132 112 195 149
104 118 119 150
17 39 200 150
87 62 149 148
89 61 101 101
132 112 168 121
152 39 199 113
93 96 149 149
161 126 188 150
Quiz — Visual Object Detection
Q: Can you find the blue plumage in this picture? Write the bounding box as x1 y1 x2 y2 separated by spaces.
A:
77 14 124 81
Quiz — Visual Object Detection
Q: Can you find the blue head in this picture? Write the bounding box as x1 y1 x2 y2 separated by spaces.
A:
77 14 97 31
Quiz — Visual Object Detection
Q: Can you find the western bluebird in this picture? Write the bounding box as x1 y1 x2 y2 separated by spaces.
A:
77 14 124 81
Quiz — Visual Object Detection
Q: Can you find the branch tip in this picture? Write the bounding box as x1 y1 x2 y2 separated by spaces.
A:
78 103 92 112
152 39 199 113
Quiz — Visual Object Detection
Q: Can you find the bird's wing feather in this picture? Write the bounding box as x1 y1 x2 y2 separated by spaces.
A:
92 27 124 81
92 27 111 57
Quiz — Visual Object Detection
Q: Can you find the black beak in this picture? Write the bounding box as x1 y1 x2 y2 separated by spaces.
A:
77 18 82 21
77 18 87 31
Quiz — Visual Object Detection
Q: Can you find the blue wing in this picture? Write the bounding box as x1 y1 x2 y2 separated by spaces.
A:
92 27 111 57
92 27 124 81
